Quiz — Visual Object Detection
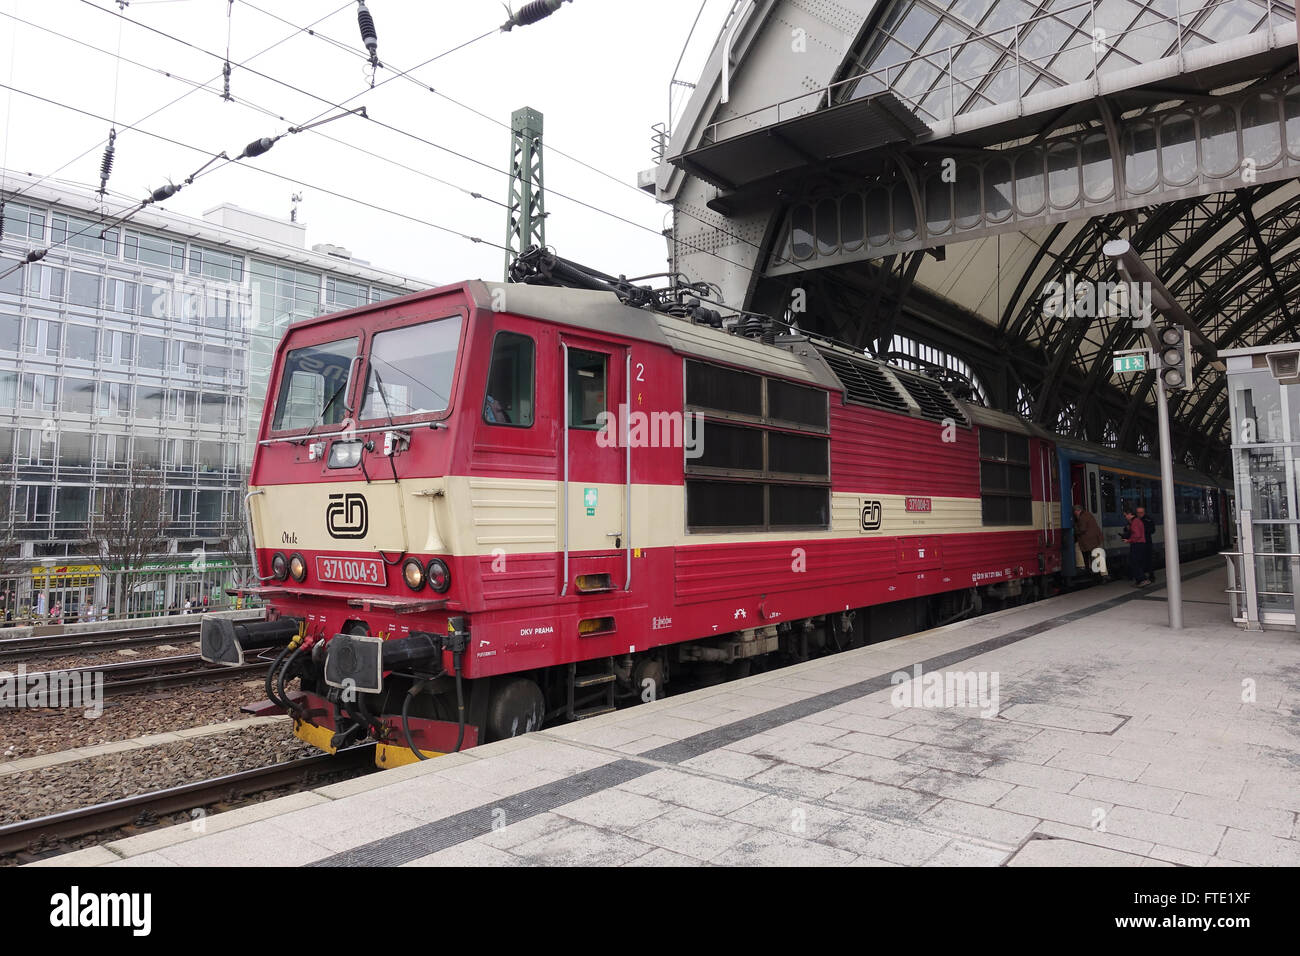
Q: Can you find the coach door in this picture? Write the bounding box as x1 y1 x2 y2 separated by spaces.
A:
1084 463 1103 530
560 337 630 597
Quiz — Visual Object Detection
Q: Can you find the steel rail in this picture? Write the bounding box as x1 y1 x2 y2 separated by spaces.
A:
11 655 272 705
0 745 377 856
0 624 205 662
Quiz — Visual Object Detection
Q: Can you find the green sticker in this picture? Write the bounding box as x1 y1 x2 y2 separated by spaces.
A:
584 487 598 516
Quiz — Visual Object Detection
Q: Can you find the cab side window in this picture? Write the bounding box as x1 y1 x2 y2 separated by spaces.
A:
483 331 535 427
567 348 607 429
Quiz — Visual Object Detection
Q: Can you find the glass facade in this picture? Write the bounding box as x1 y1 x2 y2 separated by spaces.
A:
1226 363 1298 625
842 0 1290 123
0 184 415 621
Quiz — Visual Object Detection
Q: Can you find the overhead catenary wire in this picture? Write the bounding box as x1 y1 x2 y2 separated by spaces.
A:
225 3 939 346
74 0 688 254
0 93 379 281
19 2 862 338
221 0 806 297
0 0 16 239
223 0 234 101
0 82 510 284
100 5 125 198
0 0 355 209
0 9 508 211
236 0 640 200
43 168 434 288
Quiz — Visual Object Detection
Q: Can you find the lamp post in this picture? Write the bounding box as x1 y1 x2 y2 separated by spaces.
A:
1104 239 1187 629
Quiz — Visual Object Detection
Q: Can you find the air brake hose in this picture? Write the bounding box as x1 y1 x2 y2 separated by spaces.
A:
265 643 295 709
401 687 428 761
452 650 466 753
276 644 306 714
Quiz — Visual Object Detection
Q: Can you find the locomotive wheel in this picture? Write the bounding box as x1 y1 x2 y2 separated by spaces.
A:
485 677 546 742
631 659 666 703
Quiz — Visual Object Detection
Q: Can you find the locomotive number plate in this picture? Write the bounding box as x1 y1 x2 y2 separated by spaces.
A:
315 556 387 587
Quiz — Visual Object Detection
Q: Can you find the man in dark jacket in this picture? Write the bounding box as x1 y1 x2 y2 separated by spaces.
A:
1072 504 1105 577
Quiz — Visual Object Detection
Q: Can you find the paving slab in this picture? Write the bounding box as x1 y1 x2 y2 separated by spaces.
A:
31 557 1300 868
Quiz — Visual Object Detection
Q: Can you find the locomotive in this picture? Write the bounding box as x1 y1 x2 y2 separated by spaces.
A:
201 253 1228 766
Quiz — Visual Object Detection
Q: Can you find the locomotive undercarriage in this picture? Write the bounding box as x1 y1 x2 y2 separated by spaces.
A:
206 578 1055 765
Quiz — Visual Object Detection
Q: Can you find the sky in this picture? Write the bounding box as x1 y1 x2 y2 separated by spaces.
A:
0 0 733 286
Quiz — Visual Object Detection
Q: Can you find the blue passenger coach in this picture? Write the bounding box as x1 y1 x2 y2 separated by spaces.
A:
1055 438 1229 581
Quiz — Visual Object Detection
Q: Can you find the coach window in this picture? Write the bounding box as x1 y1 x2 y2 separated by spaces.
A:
1101 473 1116 514
271 337 357 432
567 349 607 429
484 331 534 426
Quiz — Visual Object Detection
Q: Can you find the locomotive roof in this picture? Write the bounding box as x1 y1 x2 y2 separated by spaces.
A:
301 281 1226 487
467 280 844 392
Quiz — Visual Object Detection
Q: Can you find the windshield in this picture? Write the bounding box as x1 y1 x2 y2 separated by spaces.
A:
271 337 358 432
361 316 462 420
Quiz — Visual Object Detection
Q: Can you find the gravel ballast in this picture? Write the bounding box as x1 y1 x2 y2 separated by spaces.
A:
0 724 320 827
0 679 275 761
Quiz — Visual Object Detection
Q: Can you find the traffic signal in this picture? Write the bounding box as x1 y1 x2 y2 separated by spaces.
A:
1155 324 1191 391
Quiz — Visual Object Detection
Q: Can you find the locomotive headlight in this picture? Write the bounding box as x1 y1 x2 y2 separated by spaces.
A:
426 558 451 593
328 440 363 469
402 558 426 591
271 552 289 581
289 553 307 583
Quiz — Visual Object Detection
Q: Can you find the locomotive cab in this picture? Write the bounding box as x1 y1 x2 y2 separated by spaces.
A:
210 281 641 764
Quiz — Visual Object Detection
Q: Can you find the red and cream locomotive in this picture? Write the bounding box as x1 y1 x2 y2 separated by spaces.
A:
203 254 1079 765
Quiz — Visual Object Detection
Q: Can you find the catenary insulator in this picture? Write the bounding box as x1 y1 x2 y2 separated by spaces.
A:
357 2 379 66
502 0 571 31
243 136 275 158
151 183 178 203
98 129 117 196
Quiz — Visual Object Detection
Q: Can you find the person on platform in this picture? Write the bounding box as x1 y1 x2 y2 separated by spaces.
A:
1136 505 1157 584
1121 507 1152 587
1072 504 1105 578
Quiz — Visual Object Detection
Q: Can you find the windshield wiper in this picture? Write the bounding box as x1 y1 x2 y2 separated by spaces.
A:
297 378 348 445
371 365 397 427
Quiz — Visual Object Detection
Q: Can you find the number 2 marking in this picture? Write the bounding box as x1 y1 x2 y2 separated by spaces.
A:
635 362 645 382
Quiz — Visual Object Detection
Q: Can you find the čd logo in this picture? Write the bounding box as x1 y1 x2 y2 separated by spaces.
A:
326 493 369 539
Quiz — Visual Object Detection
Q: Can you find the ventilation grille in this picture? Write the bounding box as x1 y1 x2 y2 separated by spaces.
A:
896 373 966 424
818 350 909 414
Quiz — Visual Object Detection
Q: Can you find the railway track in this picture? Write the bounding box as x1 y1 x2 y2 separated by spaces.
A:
0 744 377 857
0 621 209 662
12 655 271 705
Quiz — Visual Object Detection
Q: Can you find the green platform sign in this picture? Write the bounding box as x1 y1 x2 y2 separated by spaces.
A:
1113 354 1147 373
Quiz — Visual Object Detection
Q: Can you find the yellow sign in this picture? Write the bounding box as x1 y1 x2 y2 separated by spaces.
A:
30 565 101 588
